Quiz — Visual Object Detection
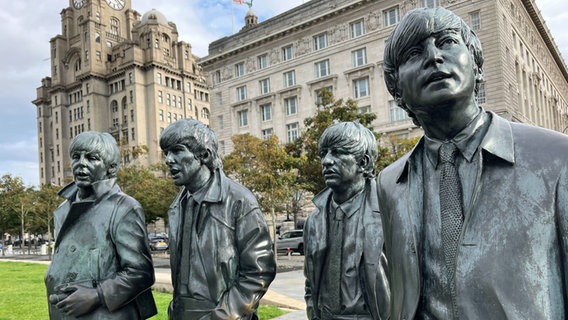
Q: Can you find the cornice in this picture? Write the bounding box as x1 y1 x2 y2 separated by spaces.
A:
521 0 568 83
200 0 375 66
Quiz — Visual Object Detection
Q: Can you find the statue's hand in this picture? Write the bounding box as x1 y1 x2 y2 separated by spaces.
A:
55 285 100 317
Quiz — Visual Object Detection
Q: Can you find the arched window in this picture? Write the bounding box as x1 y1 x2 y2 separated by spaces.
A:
110 17 120 35
201 108 210 119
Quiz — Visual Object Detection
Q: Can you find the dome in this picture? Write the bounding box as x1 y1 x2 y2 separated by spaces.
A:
246 9 256 17
140 9 169 26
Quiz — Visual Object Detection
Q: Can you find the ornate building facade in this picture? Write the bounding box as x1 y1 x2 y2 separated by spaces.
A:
200 0 568 154
33 0 209 185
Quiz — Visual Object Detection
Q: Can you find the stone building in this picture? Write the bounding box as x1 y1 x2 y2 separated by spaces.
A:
33 0 209 186
200 0 568 154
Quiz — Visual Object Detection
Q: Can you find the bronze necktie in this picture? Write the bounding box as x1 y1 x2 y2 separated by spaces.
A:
439 142 463 318
328 206 344 313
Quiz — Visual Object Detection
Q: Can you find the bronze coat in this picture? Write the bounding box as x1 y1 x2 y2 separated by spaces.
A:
45 179 156 319
377 112 568 320
304 180 390 320
167 169 276 320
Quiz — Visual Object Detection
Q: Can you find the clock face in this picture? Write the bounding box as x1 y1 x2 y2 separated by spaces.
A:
73 0 84 9
106 0 125 10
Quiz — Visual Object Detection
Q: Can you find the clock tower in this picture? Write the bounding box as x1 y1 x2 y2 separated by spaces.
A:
33 1 209 185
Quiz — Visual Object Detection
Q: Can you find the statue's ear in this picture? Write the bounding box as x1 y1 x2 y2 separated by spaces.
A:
358 154 370 172
107 164 119 178
200 148 213 167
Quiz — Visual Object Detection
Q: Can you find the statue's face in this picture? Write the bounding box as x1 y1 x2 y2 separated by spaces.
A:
163 144 203 188
71 149 108 189
396 29 476 116
320 147 364 191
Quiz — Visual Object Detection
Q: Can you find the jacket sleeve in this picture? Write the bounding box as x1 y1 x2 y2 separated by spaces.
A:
556 164 568 301
97 198 155 312
212 205 276 319
303 216 317 320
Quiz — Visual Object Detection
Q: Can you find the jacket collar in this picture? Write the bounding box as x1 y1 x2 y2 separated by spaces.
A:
174 168 226 206
58 178 118 202
395 111 515 183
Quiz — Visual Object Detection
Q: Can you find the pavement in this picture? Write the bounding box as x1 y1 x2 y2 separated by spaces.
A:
0 250 308 319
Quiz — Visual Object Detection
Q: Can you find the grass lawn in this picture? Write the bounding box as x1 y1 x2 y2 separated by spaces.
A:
0 261 287 320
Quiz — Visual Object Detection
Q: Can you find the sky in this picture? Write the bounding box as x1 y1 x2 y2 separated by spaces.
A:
0 0 566 188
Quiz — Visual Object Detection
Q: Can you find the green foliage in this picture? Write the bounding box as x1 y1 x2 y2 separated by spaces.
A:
223 134 302 214
0 261 286 320
117 164 179 225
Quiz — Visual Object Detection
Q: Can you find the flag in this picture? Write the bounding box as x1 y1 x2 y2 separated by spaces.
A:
233 0 245 4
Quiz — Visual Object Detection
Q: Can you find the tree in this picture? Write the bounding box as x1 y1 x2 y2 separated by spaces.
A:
33 183 61 259
0 174 22 254
223 134 302 215
117 164 178 226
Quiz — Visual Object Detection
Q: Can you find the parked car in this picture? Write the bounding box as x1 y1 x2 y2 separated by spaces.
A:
148 233 169 251
276 230 304 255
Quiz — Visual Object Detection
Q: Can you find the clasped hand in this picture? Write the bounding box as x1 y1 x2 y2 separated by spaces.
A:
49 284 101 317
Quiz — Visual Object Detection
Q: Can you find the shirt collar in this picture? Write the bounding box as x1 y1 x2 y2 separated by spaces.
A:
330 189 365 220
184 168 223 205
424 108 490 168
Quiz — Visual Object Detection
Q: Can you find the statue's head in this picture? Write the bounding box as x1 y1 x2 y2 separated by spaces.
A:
160 119 221 173
383 7 484 126
318 122 378 186
69 131 120 188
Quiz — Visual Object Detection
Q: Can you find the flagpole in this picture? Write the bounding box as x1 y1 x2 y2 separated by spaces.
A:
231 0 235 34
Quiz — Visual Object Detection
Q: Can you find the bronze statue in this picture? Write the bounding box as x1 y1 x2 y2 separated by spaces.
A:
378 7 568 319
160 119 276 319
304 122 390 320
45 131 156 319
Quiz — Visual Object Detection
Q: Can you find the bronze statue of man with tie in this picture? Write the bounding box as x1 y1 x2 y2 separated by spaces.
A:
378 7 568 319
304 121 390 320
160 119 276 319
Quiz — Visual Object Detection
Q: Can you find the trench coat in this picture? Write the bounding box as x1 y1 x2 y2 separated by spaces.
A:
304 180 390 320
167 169 276 319
377 112 568 319
45 179 156 319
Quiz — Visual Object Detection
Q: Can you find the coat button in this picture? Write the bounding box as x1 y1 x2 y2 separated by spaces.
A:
69 245 76 252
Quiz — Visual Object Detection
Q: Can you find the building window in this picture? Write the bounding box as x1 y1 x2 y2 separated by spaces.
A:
422 0 440 8
236 86 247 101
159 109 164 121
350 19 365 38
158 91 163 104
258 54 268 69
283 70 296 87
353 77 369 98
286 122 300 142
214 70 222 84
130 109 134 122
167 112 172 123
384 6 400 26
260 103 272 122
285 96 298 116
358 105 371 114
238 110 249 127
262 128 274 140
157 73 162 84
131 128 135 140
470 11 481 31
314 33 328 51
166 93 171 106
389 100 407 122
282 45 293 61
218 115 224 130
477 82 486 104
315 59 330 78
259 78 271 95
352 48 367 67
201 108 210 119
315 86 333 104
235 62 245 77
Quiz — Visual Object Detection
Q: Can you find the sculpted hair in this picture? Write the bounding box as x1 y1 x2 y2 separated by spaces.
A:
69 131 121 177
318 122 379 178
383 7 484 126
159 119 222 171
